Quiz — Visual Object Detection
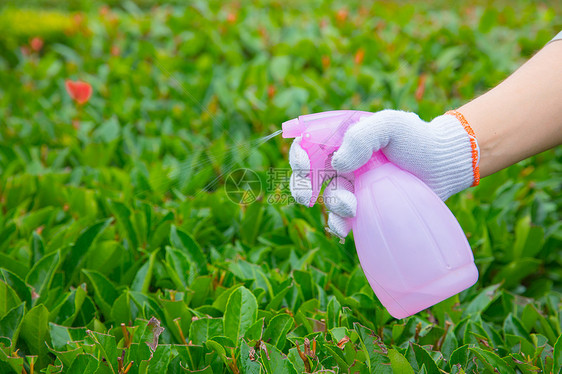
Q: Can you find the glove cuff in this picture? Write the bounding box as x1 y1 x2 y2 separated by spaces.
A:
425 111 480 200
444 110 481 186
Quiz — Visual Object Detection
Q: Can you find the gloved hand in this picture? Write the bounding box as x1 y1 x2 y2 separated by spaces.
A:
289 109 480 238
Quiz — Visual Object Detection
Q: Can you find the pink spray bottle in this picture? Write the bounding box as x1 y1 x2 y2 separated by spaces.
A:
282 110 478 319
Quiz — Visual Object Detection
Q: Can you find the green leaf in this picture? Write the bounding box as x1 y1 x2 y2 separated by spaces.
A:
160 298 192 344
553 334 562 374
205 339 228 366
260 342 297 374
505 334 535 358
131 250 158 293
47 345 83 370
263 313 294 350
354 324 392 372
521 303 558 344
388 348 415 374
405 342 440 374
469 347 515 374
326 296 341 330
0 280 21 318
345 266 369 295
463 320 491 346
175 344 205 371
188 318 223 345
245 317 265 341
0 343 25 373
329 326 348 343
0 303 25 345
478 8 498 33
0 268 31 307
266 281 293 311
228 260 274 298
189 276 213 307
293 270 314 301
20 304 49 368
431 294 462 325
224 286 258 343
49 323 88 351
94 116 121 143
109 200 139 250
30 231 45 264
212 284 243 313
48 286 89 326
146 344 171 373
462 284 500 318
240 340 261 374
88 330 118 374
294 299 320 334
111 291 134 324
492 258 541 289
441 329 459 363
129 291 165 321
0 255 27 286
449 344 477 372
503 313 532 343
165 246 194 288
324 343 350 372
25 250 61 302
67 353 100 373
170 225 206 271
82 270 118 319
67 218 113 282
512 216 544 260
269 56 291 82
240 204 265 246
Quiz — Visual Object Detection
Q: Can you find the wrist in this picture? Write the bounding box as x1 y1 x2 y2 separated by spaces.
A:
444 110 481 187
420 112 479 200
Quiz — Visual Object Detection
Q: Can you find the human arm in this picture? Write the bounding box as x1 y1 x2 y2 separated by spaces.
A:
288 34 562 238
458 39 562 177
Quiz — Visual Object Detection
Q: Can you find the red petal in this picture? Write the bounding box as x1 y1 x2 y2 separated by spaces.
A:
415 73 427 102
65 80 92 104
30 37 44 52
354 48 365 65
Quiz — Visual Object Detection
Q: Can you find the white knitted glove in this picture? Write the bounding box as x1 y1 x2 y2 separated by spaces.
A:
289 109 480 238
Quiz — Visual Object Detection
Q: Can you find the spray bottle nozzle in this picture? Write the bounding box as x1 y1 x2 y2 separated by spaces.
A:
281 110 374 206
281 118 304 139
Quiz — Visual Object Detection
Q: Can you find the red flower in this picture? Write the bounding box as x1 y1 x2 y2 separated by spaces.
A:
110 44 120 56
354 48 365 65
322 55 331 69
65 80 92 105
226 12 237 23
267 85 276 99
99 5 111 17
336 8 348 22
415 73 427 102
30 37 44 52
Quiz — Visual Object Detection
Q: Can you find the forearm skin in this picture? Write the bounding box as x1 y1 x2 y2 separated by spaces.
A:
458 40 562 177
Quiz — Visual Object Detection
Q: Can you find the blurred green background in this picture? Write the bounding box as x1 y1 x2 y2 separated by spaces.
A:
0 1 561 373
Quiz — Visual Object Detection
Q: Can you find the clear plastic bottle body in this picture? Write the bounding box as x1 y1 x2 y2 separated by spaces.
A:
352 157 478 319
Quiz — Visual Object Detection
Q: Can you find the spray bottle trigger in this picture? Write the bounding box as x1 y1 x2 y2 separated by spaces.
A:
306 145 333 207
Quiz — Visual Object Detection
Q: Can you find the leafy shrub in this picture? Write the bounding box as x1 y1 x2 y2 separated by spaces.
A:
0 8 74 41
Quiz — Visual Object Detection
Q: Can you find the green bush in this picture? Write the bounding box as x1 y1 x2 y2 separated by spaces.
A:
0 8 74 41
0 1 560 373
